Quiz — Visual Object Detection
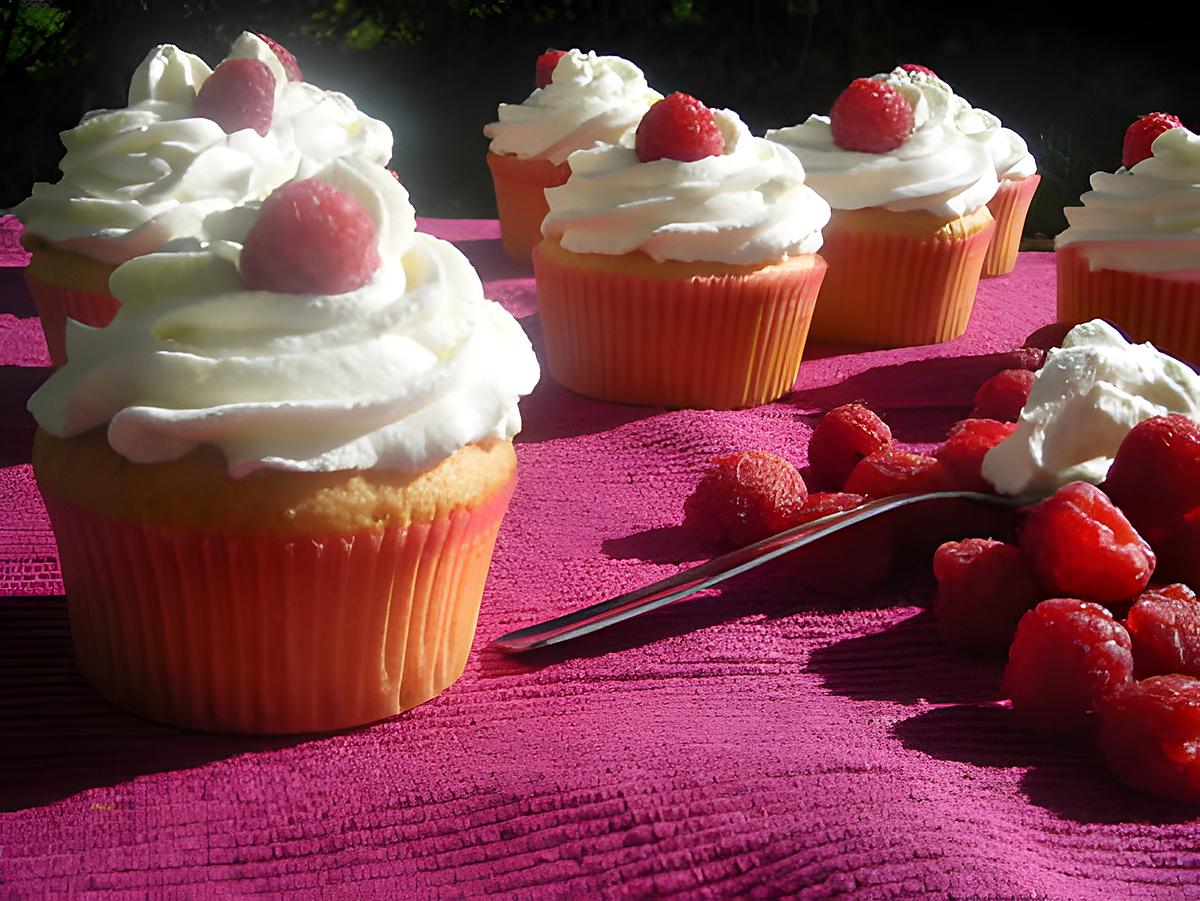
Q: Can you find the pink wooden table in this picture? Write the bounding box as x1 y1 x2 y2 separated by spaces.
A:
2 215 1197 897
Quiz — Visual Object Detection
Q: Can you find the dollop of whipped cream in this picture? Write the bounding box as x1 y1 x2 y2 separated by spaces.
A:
27 158 540 478
982 320 1200 497
765 68 999 218
484 49 661 165
16 33 393 266
940 75 1036 180
1055 126 1200 273
540 109 831 264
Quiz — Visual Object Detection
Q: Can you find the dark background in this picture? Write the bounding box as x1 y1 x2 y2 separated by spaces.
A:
1 1 1194 239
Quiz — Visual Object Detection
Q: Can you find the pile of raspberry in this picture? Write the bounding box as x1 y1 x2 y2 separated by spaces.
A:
682 323 1200 803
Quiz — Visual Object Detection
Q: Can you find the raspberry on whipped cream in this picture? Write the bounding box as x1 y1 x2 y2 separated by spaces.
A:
27 158 540 478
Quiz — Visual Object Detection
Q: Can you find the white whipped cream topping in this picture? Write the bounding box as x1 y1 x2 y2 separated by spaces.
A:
16 34 393 266
484 49 661 165
945 81 1036 180
541 109 831 264
982 319 1200 497
27 158 540 477
766 69 998 218
1055 127 1200 273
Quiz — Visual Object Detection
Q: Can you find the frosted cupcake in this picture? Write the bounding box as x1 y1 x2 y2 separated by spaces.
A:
27 158 539 734
1056 115 1200 364
484 48 660 263
16 32 392 365
767 69 998 347
536 93 830 410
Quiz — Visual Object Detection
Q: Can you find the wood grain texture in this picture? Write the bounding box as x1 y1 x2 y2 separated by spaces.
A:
2 220 1198 898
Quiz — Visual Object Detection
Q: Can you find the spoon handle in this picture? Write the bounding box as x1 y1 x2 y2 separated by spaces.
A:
492 490 1018 653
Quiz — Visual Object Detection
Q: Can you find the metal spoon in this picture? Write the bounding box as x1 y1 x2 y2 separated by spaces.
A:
492 490 1026 654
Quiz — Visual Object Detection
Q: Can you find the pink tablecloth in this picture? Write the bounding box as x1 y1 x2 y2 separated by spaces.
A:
2 217 1198 898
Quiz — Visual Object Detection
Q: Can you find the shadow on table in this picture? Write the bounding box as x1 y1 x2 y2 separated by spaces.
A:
0 597 309 812
452 238 533 284
515 370 666 444
894 704 1200 826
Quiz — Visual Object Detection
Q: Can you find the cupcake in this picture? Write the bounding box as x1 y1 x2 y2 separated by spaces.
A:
935 69 1039 276
1056 115 1200 364
16 32 392 365
767 69 998 348
535 93 830 410
27 157 539 734
483 48 660 263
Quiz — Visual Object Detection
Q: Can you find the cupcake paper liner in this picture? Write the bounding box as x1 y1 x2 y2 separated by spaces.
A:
533 245 827 409
982 174 1041 278
42 475 516 735
25 271 120 367
809 212 994 348
486 151 571 264
1057 243 1200 365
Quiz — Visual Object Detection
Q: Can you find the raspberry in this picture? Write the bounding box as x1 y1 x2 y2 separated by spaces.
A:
843 447 947 498
635 93 725 163
1122 112 1184 169
932 539 1040 655
535 48 568 89
1102 415 1200 546
1019 482 1155 605
193 58 276 136
969 369 1035 422
256 33 303 82
682 450 809 549
829 78 915 154
1022 322 1076 350
1001 598 1134 736
1098 675 1200 803
1125 584 1200 678
240 179 381 295
934 418 1017 492
807 403 893 489
898 63 938 78
791 492 894 596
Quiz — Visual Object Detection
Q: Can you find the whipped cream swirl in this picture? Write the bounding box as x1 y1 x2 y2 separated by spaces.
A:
484 49 661 165
541 109 831 264
982 320 1200 497
944 78 1036 180
28 158 540 477
16 33 393 266
766 69 999 218
1055 126 1200 273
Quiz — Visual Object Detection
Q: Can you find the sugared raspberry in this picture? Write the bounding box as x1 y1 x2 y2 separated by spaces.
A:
1102 415 1200 546
635 93 726 163
240 179 381 295
535 48 568 89
1022 322 1076 350
844 447 946 498
257 33 303 82
993 345 1046 373
193 58 276 136
1122 112 1184 169
829 78 915 154
932 539 1040 655
682 450 808 549
969 368 1035 422
1019 482 1155 605
807 403 893 489
1098 675 1200 803
1001 598 1134 735
790 492 894 596
1125 584 1200 678
934 418 1016 492
898 63 938 78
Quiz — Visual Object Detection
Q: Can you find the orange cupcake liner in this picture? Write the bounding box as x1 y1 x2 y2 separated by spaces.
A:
982 174 1041 277
809 212 994 348
533 244 827 409
486 151 571 264
1057 243 1200 365
24 271 120 367
42 475 516 735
